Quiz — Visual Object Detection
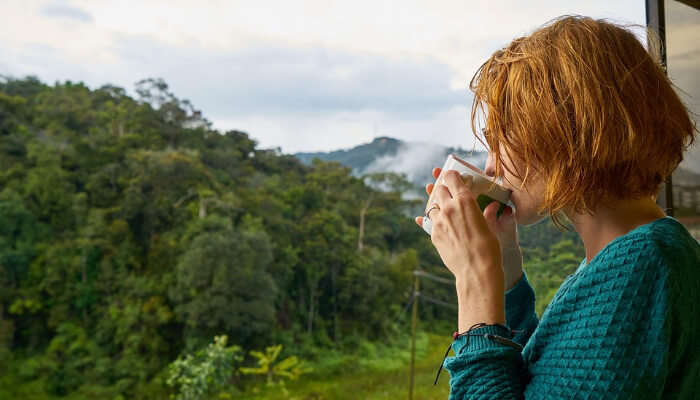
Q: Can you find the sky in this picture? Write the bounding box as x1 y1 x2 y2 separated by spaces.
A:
0 0 688 157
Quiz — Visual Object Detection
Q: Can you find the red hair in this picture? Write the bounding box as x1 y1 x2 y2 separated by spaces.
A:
471 15 697 230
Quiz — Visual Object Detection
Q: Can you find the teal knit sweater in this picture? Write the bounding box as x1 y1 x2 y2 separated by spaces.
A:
443 216 700 399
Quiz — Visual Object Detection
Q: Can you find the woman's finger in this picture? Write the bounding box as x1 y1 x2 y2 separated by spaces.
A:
433 183 453 206
443 170 473 198
442 171 485 235
415 216 423 227
426 183 434 195
432 167 442 179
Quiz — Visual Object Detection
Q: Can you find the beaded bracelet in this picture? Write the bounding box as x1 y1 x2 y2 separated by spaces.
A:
433 322 524 385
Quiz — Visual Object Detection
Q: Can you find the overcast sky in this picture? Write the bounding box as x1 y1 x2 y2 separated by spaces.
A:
0 0 676 155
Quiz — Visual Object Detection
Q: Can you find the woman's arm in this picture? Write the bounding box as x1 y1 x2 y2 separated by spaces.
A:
504 271 538 347
444 245 669 399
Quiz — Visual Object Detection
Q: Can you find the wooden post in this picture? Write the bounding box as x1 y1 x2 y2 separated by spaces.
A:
409 272 419 400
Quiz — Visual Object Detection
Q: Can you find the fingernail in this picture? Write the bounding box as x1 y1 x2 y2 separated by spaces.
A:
422 217 433 235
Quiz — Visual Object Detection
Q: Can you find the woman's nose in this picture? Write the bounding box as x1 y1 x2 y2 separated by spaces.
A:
484 152 496 177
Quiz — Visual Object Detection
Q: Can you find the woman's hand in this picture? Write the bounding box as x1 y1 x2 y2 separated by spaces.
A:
479 189 523 292
416 167 524 291
414 169 505 330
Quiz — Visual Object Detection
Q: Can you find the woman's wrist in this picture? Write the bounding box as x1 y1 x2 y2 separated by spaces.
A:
454 261 505 296
455 272 506 332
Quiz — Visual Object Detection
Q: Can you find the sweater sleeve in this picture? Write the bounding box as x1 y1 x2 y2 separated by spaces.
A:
444 325 526 399
443 244 669 400
504 271 538 347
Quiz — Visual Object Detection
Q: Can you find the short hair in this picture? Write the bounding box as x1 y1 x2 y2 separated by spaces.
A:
470 15 697 230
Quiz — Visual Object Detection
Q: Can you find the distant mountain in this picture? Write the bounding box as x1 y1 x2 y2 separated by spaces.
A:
295 136 488 196
295 136 404 171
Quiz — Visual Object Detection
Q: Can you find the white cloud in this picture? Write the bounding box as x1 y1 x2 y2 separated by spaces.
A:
109 34 467 116
39 2 93 23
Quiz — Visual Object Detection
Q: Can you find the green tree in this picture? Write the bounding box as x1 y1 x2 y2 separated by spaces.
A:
41 323 104 395
170 215 277 347
166 335 242 400
297 209 355 338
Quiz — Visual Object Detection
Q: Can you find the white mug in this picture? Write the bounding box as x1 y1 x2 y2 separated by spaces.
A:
423 154 512 236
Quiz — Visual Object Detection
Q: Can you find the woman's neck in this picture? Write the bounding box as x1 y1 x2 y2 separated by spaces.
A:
565 196 667 264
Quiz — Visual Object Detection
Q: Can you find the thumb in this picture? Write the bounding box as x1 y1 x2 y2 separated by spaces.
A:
483 201 502 230
500 204 516 227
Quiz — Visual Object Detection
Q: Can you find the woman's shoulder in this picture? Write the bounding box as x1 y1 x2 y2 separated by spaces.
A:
586 216 699 273
571 216 698 299
643 216 699 269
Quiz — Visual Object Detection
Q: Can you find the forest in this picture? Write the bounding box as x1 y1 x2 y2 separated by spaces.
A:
0 76 584 399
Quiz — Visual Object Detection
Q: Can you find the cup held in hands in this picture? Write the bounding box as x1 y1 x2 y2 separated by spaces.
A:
422 154 512 236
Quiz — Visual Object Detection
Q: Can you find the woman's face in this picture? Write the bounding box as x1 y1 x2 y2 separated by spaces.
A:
484 145 547 226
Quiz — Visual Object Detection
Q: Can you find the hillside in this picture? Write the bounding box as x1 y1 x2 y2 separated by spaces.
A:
295 136 404 170
0 77 459 399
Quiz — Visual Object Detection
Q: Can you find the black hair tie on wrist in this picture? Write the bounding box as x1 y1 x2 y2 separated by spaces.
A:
433 322 524 385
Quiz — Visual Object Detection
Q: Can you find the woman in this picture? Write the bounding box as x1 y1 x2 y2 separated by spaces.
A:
415 16 699 399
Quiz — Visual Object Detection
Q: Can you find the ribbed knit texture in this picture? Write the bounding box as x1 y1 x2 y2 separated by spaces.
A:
443 216 700 399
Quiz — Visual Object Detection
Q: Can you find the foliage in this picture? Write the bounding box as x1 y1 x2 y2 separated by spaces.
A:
240 344 312 395
170 216 277 347
166 335 242 400
41 323 104 396
523 238 585 315
246 332 444 400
